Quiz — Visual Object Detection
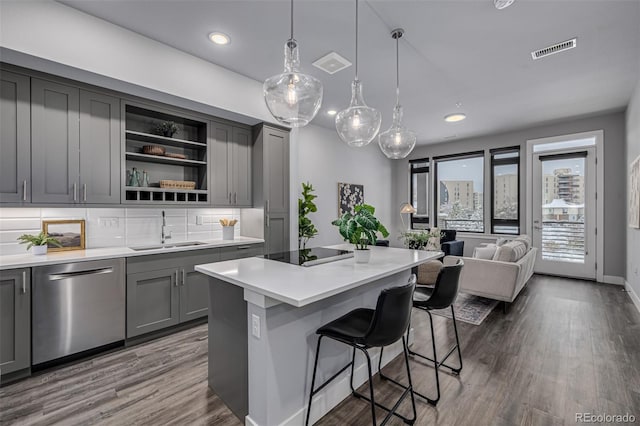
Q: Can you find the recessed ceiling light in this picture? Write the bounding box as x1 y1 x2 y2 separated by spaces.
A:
208 32 230 45
327 109 337 116
444 113 467 123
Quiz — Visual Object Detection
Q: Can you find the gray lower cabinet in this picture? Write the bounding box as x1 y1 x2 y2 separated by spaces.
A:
265 213 290 255
210 122 252 207
0 70 31 203
179 262 211 323
0 268 30 377
126 267 180 338
31 78 80 203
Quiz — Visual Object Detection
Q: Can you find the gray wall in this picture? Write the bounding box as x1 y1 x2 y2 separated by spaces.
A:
627 81 640 296
294 125 393 248
392 111 627 278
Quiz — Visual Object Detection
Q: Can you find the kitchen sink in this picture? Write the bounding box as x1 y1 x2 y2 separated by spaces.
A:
129 241 207 251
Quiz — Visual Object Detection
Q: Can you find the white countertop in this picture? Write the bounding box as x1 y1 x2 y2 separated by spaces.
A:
195 245 443 307
0 236 264 270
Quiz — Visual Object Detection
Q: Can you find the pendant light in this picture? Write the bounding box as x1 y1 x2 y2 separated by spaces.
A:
335 0 381 147
263 0 323 127
378 28 416 159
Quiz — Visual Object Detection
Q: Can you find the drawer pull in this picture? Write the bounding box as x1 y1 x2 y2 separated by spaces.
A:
237 246 253 250
23 180 27 201
21 271 27 294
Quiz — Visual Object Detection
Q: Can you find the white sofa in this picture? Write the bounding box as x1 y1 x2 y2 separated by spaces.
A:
442 237 537 303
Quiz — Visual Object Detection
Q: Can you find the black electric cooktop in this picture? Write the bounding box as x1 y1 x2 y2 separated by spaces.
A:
263 247 353 267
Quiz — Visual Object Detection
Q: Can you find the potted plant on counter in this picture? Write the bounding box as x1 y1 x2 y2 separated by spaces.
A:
332 204 389 263
17 231 61 255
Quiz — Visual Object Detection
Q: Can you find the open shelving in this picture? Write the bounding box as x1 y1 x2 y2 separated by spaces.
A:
123 103 209 205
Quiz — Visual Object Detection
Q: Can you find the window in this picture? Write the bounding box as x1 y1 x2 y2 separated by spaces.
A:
491 147 520 234
409 159 429 229
434 152 484 232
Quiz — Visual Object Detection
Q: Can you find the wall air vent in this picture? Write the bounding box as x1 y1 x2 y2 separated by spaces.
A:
531 38 577 60
312 52 352 75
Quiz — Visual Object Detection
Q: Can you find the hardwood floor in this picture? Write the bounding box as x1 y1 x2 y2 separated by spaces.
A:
1 275 639 425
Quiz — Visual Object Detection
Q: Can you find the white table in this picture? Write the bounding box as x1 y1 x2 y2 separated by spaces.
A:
195 245 442 426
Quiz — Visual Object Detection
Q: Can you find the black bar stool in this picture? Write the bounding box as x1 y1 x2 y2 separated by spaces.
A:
379 259 464 406
305 275 418 426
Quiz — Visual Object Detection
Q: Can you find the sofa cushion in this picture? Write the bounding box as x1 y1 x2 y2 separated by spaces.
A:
513 235 531 250
493 241 527 262
440 229 457 243
473 244 497 260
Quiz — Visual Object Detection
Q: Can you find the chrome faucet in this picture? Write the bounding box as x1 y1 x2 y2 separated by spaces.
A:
161 210 172 244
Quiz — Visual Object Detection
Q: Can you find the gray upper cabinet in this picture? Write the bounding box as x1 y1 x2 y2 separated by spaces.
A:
79 91 121 204
263 126 290 214
0 71 31 204
210 121 252 207
31 78 80 203
0 268 31 377
232 127 252 207
211 122 232 206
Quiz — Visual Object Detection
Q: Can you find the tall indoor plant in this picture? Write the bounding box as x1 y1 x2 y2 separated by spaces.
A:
298 182 319 249
332 204 389 263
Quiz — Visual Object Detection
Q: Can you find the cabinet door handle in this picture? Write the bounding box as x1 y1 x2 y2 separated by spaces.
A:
266 215 270 228
228 192 232 204
21 271 27 294
182 269 186 286
83 184 87 202
175 270 179 287
266 200 269 213
23 180 27 201
73 183 77 202
234 192 237 204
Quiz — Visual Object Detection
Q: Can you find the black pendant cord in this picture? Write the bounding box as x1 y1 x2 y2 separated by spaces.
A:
290 0 294 40
355 0 359 80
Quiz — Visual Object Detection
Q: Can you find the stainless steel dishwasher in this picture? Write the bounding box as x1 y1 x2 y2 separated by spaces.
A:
32 258 125 365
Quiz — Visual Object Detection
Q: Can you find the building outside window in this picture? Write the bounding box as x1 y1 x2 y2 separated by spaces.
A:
491 147 520 234
434 153 484 232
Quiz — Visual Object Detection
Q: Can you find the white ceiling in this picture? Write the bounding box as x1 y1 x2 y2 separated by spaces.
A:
59 0 640 145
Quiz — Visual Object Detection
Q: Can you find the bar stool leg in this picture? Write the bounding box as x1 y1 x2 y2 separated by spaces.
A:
349 347 357 394
364 349 377 425
427 310 441 405
305 336 324 426
401 336 417 425
451 306 463 374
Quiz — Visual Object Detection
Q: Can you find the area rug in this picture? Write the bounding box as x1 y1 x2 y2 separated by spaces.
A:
430 293 499 325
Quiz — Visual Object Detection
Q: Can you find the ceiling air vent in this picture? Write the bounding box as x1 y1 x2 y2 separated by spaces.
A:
312 52 352 75
531 38 577 60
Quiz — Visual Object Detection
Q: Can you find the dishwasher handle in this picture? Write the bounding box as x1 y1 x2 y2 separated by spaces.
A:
48 267 113 281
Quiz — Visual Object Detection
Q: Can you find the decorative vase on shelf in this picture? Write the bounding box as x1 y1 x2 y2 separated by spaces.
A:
141 170 149 187
353 248 371 264
32 245 47 255
128 168 140 187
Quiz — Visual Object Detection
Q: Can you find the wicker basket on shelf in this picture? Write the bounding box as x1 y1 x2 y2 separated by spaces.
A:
142 145 165 155
159 180 196 190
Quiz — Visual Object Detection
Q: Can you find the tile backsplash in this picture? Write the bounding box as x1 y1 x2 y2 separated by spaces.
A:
0 208 242 256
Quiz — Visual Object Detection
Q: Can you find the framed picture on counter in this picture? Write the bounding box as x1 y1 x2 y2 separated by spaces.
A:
42 219 86 251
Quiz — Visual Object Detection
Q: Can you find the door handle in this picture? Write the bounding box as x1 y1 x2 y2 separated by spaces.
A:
175 270 179 287
229 192 232 204
23 180 27 201
266 200 269 213
49 267 113 281
266 215 270 228
83 184 87 202
234 192 237 204
182 269 186 286
73 182 77 202
21 271 27 294
533 226 542 230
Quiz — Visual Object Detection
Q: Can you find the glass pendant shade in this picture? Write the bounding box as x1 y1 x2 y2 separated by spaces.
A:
378 105 416 159
264 40 323 127
335 79 382 147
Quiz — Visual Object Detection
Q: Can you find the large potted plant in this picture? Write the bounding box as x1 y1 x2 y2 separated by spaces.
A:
17 231 61 255
298 182 318 249
332 204 389 263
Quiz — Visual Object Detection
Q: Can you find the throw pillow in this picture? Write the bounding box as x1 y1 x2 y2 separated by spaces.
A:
495 238 509 246
473 244 497 260
425 227 441 251
417 260 443 285
492 241 527 262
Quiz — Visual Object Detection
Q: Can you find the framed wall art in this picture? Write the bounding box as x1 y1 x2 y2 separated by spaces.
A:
338 182 364 216
42 219 86 251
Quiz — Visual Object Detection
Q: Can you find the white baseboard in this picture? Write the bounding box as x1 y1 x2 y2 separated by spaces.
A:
603 275 625 285
625 281 640 314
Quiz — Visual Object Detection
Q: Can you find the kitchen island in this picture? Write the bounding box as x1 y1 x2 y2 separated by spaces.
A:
195 245 442 426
